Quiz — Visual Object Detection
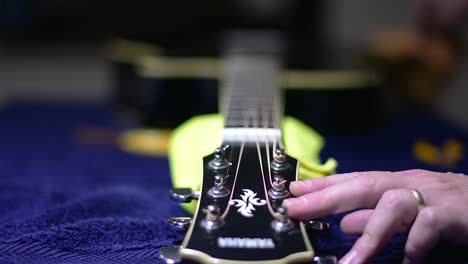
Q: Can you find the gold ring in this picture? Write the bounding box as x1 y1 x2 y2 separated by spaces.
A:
410 189 425 212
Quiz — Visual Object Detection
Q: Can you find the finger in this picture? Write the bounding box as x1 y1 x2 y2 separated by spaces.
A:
340 209 374 235
284 173 406 219
340 207 416 235
291 170 426 197
290 172 361 196
339 189 418 264
290 171 392 197
403 207 442 264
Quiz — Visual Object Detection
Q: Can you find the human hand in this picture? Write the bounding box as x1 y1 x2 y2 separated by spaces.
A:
282 169 468 264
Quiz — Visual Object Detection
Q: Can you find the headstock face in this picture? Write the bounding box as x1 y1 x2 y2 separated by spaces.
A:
179 142 314 263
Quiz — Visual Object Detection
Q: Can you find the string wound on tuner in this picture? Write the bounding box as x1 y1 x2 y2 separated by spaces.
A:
201 204 224 231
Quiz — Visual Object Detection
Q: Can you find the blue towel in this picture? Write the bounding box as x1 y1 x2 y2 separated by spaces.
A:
0 104 466 263
0 104 186 263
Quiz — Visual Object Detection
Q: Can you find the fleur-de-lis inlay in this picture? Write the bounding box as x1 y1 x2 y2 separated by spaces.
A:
229 189 267 217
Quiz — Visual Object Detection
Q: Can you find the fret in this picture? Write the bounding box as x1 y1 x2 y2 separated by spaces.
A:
221 54 282 132
224 118 276 128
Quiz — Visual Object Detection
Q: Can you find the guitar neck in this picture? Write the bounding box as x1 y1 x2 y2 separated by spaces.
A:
221 52 283 143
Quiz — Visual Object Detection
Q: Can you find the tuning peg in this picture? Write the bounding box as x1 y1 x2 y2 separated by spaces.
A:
271 148 290 174
208 174 230 199
313 255 338 264
168 217 192 230
268 174 290 201
271 207 294 233
209 145 231 172
170 188 200 203
201 204 224 231
158 245 182 264
304 220 330 231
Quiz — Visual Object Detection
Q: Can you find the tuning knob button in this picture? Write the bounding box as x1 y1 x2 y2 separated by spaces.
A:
209 145 231 172
201 204 224 231
313 256 338 264
271 207 294 233
304 220 330 231
158 245 182 264
268 175 290 201
170 188 200 203
208 174 230 199
168 217 192 230
271 148 290 174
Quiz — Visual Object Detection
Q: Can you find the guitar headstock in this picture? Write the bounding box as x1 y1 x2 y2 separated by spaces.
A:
174 142 314 263
161 32 337 263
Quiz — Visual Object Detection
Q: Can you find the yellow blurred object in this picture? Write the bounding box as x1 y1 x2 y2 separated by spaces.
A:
118 129 171 156
75 127 171 156
107 38 161 63
168 114 337 213
372 31 459 107
413 138 464 168
442 139 464 165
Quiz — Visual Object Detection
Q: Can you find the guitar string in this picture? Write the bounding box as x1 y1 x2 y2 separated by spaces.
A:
272 61 283 149
260 88 275 187
219 95 248 220
271 80 279 159
219 59 281 220
219 137 245 219
278 65 284 149
221 56 235 121
263 74 284 219
253 90 281 219
255 119 281 219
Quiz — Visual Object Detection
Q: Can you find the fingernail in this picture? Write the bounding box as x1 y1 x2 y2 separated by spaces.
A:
282 197 302 208
289 181 306 194
289 181 301 188
282 199 292 208
339 250 358 264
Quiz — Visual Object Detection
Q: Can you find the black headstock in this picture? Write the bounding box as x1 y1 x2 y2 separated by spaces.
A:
178 142 314 263
160 33 339 264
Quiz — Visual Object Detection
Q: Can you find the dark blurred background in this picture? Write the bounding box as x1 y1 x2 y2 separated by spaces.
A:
1 0 467 133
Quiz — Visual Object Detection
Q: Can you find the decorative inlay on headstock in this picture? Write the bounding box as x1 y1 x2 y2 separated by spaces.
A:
229 189 267 218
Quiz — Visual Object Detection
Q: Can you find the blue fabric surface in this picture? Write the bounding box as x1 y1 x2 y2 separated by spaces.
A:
0 104 185 264
0 103 466 263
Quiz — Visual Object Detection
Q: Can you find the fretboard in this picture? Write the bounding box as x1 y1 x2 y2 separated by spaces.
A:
221 54 282 130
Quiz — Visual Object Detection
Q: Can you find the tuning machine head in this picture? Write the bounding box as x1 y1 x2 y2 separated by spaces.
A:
170 188 200 203
271 148 290 173
201 204 224 231
304 220 330 231
208 174 230 199
314 255 338 264
271 207 294 233
268 174 290 201
168 217 192 230
158 245 182 264
209 145 231 172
